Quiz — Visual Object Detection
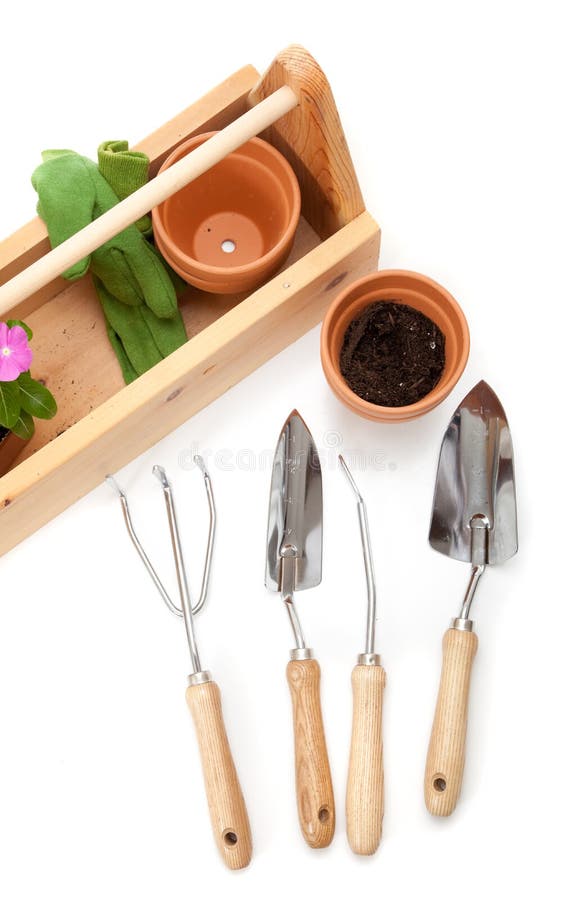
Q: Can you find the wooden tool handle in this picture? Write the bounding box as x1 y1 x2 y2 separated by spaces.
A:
286 658 335 848
346 664 385 855
186 680 252 869
424 627 478 816
0 86 297 317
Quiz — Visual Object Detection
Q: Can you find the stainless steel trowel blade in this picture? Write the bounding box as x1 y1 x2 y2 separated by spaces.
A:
265 410 323 592
429 380 518 565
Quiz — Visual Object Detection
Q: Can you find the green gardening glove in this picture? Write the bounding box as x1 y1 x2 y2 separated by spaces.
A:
97 140 152 236
96 142 187 297
93 143 188 381
98 141 188 297
94 278 187 384
32 149 177 318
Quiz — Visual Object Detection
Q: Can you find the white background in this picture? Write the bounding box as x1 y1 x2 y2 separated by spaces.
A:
0 2 572 898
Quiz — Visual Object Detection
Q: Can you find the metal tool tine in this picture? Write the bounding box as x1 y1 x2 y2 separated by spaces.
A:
105 455 216 620
193 455 216 616
153 465 202 673
105 474 183 618
339 455 377 656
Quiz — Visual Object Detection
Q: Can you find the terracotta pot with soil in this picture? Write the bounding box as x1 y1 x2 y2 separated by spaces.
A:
320 270 469 422
152 132 301 294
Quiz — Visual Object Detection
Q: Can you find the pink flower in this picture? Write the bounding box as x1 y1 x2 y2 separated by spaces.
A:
0 323 33 382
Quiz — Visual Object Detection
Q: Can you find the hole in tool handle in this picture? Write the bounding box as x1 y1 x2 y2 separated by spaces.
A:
223 830 238 846
433 776 447 793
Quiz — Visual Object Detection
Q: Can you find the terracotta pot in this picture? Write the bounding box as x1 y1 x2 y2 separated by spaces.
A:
320 270 470 422
0 428 27 476
152 132 301 294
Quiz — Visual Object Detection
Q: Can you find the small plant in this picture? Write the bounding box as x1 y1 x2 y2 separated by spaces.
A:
0 320 57 439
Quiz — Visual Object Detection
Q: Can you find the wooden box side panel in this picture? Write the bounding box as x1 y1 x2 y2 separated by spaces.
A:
0 213 380 557
249 45 365 241
14 217 321 464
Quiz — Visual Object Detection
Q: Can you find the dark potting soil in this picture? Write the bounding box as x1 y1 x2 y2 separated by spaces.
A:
339 301 446 407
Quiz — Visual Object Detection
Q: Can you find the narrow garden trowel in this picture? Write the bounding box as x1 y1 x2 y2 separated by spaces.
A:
425 380 518 816
265 410 335 848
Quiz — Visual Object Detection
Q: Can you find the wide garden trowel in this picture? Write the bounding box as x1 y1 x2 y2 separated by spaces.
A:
425 380 518 816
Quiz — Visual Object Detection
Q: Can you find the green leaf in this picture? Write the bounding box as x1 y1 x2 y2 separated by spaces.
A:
11 410 35 440
0 381 21 429
17 372 57 420
6 319 33 341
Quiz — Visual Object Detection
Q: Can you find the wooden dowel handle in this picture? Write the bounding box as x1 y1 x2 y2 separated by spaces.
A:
424 627 478 816
0 86 298 317
286 657 335 848
186 679 252 869
346 664 385 855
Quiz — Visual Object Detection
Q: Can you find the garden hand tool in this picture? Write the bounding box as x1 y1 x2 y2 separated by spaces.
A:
265 410 335 849
107 458 252 869
425 380 518 816
339 455 385 856
32 149 177 316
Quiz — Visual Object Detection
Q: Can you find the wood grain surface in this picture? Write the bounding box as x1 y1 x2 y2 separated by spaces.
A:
0 46 380 559
425 627 478 816
286 658 335 848
346 664 385 855
13 217 321 463
248 44 365 240
186 680 252 869
0 210 379 557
